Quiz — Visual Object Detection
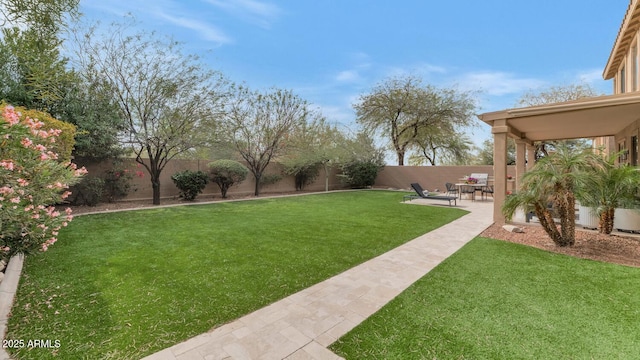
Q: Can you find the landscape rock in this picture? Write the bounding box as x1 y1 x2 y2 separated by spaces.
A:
502 224 524 233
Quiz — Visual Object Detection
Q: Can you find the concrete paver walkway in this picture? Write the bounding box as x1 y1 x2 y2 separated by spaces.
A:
144 199 494 360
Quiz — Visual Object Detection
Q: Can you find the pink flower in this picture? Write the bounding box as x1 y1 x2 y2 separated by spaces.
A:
40 152 50 161
0 161 14 171
10 197 20 204
20 138 33 148
61 191 72 199
2 106 20 126
0 186 13 194
35 144 47 152
75 167 88 176
17 178 29 187
24 205 34 211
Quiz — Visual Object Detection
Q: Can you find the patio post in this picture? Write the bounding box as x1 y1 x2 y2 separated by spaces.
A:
526 144 536 171
492 120 509 223
515 139 527 191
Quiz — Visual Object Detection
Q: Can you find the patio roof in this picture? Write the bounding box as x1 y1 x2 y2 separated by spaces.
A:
477 92 640 142
477 91 640 223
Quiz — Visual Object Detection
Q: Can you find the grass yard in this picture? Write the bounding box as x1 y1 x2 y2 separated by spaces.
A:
331 237 640 359
6 190 466 359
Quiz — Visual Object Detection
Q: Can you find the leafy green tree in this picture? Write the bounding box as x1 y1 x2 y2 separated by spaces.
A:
280 116 346 191
410 126 475 165
208 159 249 198
76 23 227 204
517 83 598 159
577 152 640 234
475 138 516 165
0 0 80 113
502 145 599 247
355 75 476 165
224 86 310 196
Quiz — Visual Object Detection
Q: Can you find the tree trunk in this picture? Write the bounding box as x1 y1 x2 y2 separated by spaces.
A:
152 177 161 205
397 151 405 166
600 207 615 234
254 174 261 196
536 207 564 246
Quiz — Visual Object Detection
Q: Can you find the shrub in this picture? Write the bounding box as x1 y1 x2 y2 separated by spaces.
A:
68 177 105 206
3 103 77 162
283 162 322 191
339 160 383 188
103 161 144 202
208 160 248 198
259 173 283 187
171 170 209 201
0 104 86 256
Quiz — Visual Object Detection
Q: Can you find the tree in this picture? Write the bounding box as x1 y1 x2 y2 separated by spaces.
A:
355 75 476 165
577 152 640 234
502 145 598 247
208 160 249 198
280 116 346 191
409 125 475 165
518 83 599 159
224 86 310 196
475 138 516 165
76 23 227 204
0 0 80 113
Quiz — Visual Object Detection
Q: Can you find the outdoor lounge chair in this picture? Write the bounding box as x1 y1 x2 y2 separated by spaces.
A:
403 183 457 206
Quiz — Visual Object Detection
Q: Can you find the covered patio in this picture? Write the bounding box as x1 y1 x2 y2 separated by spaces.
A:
478 91 640 223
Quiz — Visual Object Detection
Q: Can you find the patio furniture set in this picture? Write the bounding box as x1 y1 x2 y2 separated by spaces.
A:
403 173 494 206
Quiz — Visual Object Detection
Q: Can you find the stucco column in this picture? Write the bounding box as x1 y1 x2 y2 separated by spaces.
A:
515 139 527 191
492 120 509 224
526 144 536 171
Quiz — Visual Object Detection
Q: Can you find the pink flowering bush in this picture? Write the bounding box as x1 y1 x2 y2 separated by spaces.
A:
0 105 87 256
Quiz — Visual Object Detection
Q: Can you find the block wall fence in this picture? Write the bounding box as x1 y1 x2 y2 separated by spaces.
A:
73 157 516 202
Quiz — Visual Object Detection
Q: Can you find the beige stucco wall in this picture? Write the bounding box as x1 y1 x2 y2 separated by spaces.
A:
75 158 345 202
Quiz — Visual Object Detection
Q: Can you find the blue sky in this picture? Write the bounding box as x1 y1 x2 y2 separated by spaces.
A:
79 0 629 152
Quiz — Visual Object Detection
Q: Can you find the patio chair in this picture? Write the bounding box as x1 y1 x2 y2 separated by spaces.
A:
445 182 459 197
481 185 494 200
459 185 476 201
403 183 457 206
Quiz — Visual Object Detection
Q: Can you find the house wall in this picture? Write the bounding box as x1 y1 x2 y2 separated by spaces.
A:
610 9 640 162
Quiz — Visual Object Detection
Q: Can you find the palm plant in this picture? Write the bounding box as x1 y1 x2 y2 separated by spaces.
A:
577 153 640 234
502 145 598 247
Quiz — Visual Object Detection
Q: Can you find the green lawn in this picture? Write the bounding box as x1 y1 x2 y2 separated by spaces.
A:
6 191 466 360
331 237 640 359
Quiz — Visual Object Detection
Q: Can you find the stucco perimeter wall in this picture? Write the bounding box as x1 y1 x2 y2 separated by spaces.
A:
375 165 517 191
75 158 345 201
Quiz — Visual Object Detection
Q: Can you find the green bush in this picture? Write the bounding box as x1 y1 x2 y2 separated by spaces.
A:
68 177 105 206
283 162 321 191
339 160 383 188
103 163 137 202
171 170 209 201
208 160 248 198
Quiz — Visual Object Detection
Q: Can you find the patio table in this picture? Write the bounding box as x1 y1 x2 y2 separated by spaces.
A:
454 183 487 200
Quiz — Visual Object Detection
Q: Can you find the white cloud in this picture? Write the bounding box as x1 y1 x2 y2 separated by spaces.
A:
154 11 232 44
456 71 547 96
204 0 281 28
336 70 360 83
